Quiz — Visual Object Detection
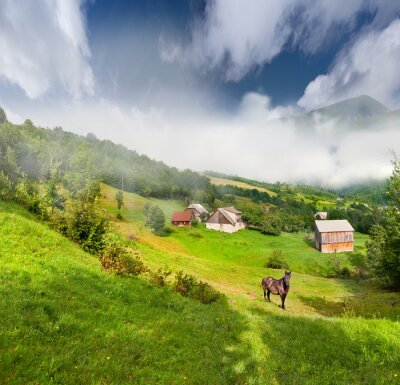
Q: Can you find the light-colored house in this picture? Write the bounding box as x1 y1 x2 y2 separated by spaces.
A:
314 211 328 220
185 204 209 222
171 211 194 227
315 220 354 253
206 207 246 233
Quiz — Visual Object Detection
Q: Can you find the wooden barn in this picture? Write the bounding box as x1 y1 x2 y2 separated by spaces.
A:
185 204 209 222
315 220 354 253
171 211 194 227
205 207 246 233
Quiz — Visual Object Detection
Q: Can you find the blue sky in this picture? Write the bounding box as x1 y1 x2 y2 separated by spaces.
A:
1 1 400 186
85 0 394 109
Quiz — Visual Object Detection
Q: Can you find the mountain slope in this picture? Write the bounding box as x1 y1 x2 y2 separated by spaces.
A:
308 95 389 122
1 199 400 384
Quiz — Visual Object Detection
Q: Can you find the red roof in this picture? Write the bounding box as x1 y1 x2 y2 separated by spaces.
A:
171 211 193 222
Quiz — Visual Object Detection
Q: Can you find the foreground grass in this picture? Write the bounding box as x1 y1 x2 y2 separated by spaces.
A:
1 200 400 384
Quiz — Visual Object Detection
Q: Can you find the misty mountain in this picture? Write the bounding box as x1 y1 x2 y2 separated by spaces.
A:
286 95 400 135
308 95 389 122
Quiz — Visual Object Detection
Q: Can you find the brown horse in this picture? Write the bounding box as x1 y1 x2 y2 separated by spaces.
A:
262 271 291 309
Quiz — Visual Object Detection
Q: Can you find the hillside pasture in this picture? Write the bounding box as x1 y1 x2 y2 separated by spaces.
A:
1 200 400 384
100 184 398 321
208 176 277 196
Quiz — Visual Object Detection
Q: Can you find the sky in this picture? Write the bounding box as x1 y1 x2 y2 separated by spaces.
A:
1 0 400 187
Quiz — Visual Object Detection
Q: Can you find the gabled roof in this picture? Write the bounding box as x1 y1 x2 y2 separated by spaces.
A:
315 220 354 233
206 208 239 225
314 211 328 219
224 206 241 214
171 211 193 222
187 203 209 215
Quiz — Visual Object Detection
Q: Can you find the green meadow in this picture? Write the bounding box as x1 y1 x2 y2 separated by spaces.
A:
1 188 400 384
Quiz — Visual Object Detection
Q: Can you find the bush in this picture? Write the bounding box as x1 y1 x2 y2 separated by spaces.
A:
188 230 203 239
191 281 222 304
149 267 172 287
158 226 175 237
261 214 282 236
352 266 369 281
264 249 290 270
173 271 221 304
173 271 197 297
100 242 147 276
338 267 351 279
0 171 13 200
67 202 109 254
116 212 123 220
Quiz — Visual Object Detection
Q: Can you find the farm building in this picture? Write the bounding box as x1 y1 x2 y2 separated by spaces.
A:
171 211 194 227
206 207 246 233
185 204 209 221
314 211 328 220
315 220 355 253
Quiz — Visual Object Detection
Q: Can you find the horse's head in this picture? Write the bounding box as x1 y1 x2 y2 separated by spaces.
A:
284 270 291 284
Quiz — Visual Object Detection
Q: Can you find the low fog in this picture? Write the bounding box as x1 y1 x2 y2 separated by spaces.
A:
12 92 398 189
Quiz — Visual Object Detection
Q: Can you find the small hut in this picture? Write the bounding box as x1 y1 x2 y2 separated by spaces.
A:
186 204 209 222
171 211 194 227
315 220 354 253
314 211 328 220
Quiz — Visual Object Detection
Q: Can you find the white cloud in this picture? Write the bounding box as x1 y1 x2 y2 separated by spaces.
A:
18 92 400 188
161 0 400 82
0 0 94 99
298 19 400 110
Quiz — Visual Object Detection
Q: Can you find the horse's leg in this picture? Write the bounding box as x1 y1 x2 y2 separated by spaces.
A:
281 294 286 309
263 288 267 301
267 290 271 302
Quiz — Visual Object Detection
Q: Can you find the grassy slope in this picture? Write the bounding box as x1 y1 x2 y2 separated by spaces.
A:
1 196 400 384
101 184 399 319
208 176 278 196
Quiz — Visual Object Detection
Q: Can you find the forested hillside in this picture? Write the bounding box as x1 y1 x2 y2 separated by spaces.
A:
0 108 385 234
0 108 212 201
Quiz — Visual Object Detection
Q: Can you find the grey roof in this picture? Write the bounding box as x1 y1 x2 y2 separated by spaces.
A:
314 211 328 219
315 220 354 233
187 204 209 215
206 208 238 225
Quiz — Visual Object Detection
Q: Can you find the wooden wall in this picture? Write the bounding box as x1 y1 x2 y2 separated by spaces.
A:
320 242 354 253
315 230 354 253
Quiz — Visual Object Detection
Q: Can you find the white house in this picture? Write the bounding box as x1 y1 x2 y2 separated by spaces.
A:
205 207 246 233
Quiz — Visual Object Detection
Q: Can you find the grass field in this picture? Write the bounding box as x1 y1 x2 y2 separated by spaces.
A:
208 176 278 196
1 194 400 384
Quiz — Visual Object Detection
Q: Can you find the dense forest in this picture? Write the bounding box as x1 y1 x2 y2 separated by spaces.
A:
0 108 213 202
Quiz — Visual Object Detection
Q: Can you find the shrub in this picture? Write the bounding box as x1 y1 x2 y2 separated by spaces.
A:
352 266 369 281
173 271 221 304
149 267 172 287
338 267 351 279
116 212 123 220
191 281 222 304
14 179 45 217
173 271 198 297
264 249 290 270
0 171 13 200
158 226 175 237
100 242 147 276
188 231 203 239
67 202 109 254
